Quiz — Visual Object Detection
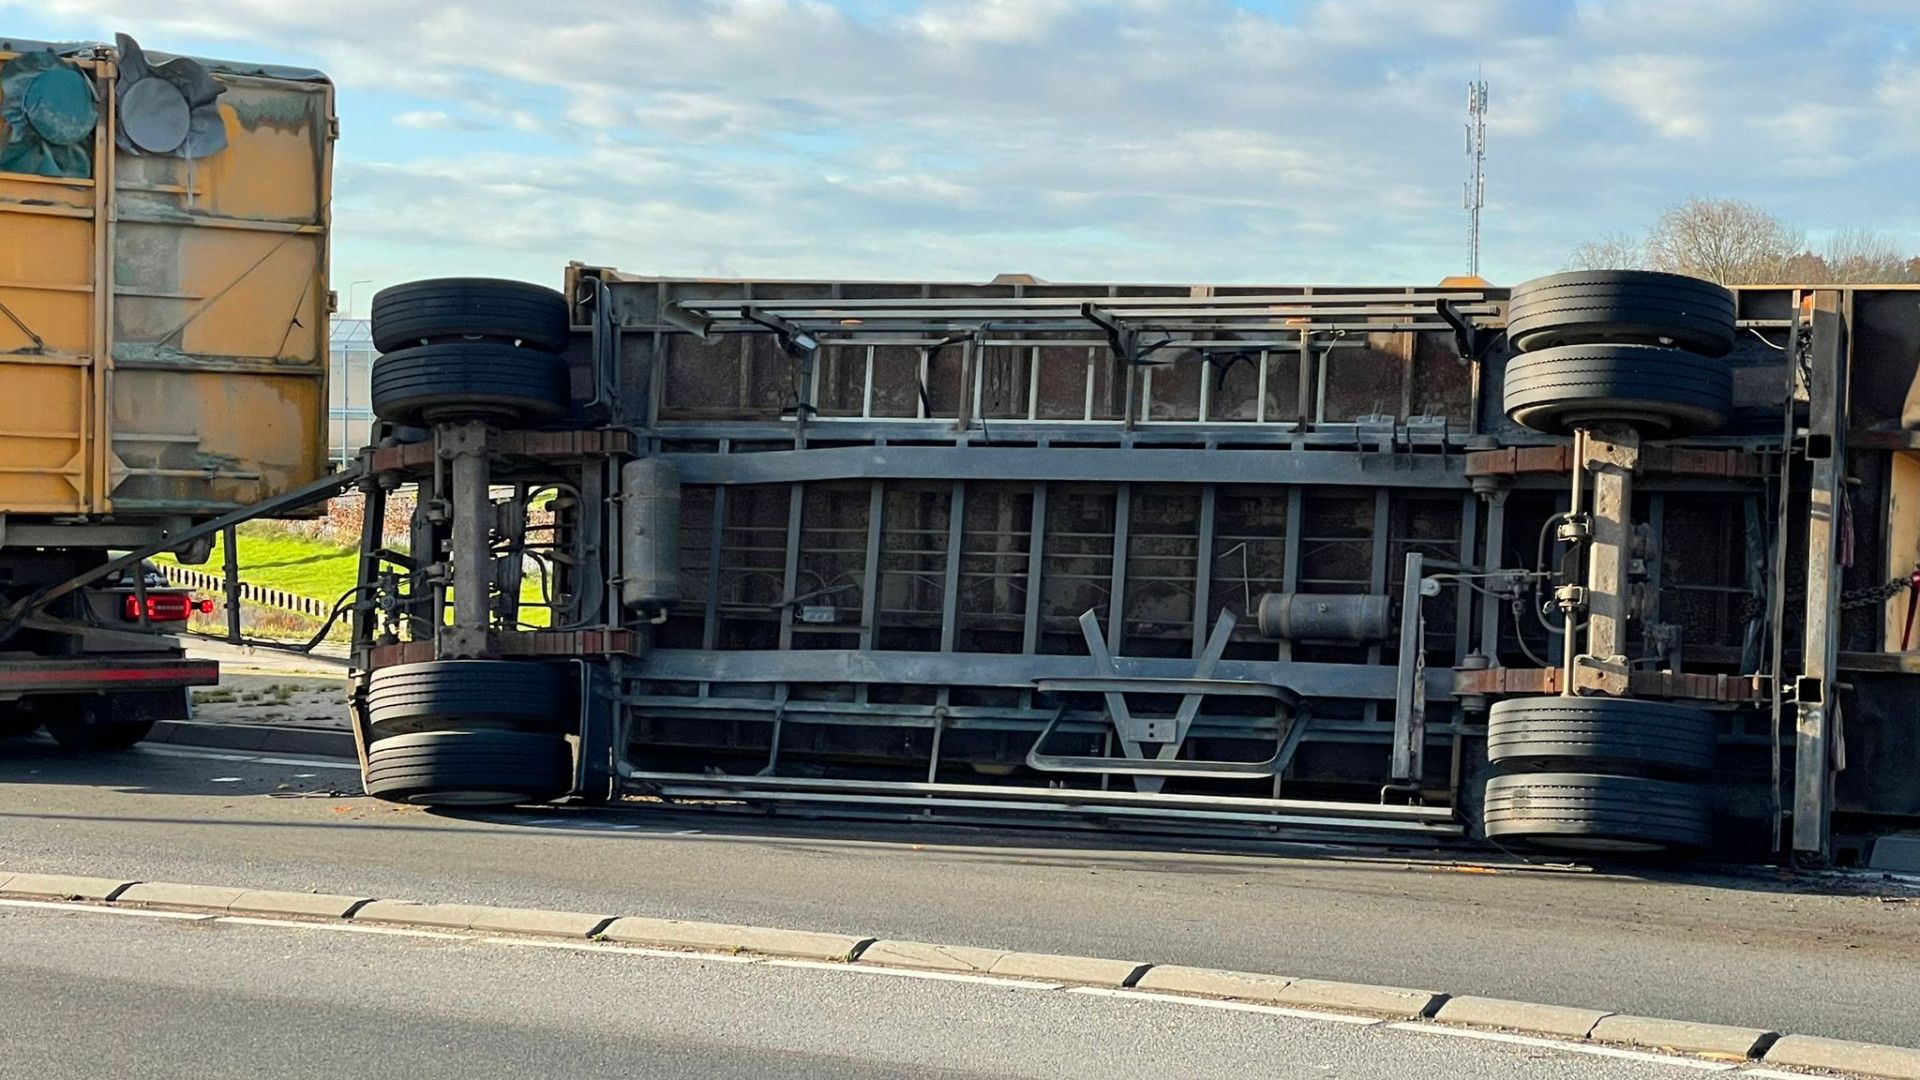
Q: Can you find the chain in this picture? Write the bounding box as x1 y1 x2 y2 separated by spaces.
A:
1736 576 1910 620
1839 577 1915 611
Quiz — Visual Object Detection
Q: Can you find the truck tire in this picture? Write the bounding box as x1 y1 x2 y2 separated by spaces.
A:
364 729 572 807
1483 772 1711 853
370 278 571 354
369 342 570 428
0 709 41 738
1486 697 1716 777
1503 344 1731 436
33 689 181 751
1507 270 1736 357
44 717 157 750
366 660 569 739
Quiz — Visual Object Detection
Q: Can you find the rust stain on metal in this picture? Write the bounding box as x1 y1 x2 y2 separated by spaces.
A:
0 46 331 520
1453 664 1768 703
368 629 639 672
1465 444 1767 479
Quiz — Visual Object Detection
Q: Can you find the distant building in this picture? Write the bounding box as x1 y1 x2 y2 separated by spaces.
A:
329 317 375 463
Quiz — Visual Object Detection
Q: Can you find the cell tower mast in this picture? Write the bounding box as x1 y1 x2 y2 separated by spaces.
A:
1464 79 1488 278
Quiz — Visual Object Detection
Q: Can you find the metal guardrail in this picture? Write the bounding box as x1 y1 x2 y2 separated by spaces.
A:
157 563 330 618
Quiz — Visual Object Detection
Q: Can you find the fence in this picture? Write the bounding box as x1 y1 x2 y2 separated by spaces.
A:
157 564 331 619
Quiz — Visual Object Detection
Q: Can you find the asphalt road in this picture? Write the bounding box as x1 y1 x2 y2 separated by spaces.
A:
2 736 1917 1048
1 902 1756 1080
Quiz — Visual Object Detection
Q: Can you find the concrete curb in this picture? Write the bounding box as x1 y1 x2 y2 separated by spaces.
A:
858 939 1008 973
1589 1015 1778 1060
599 916 872 961
118 882 251 910
0 873 137 900
4 872 1916 1077
1134 964 1293 1001
1766 1035 1920 1079
1436 996 1610 1038
353 899 611 938
1277 978 1443 1019
150 720 356 759
986 951 1148 987
228 889 373 919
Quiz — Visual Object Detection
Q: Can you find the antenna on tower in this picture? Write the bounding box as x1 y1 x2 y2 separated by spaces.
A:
1464 77 1488 278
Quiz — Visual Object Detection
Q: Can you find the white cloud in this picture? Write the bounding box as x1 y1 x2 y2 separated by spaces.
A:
26 0 1920 287
1590 54 1715 139
913 0 1074 45
391 109 490 131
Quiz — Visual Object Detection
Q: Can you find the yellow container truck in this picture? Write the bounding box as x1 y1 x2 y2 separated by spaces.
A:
0 34 332 747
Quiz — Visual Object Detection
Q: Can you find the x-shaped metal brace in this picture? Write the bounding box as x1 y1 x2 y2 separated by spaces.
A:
1023 608 1307 794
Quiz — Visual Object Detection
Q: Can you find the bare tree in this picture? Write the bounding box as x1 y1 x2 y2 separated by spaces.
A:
1564 231 1646 271
1565 200 1918 284
1644 196 1803 285
1778 251 1831 283
1821 227 1910 284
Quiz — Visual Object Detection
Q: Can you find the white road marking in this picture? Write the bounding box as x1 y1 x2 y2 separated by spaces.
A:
1069 986 1382 1025
475 937 760 963
0 896 1825 1076
139 745 358 771
256 756 358 770
771 958 1060 989
216 915 471 940
507 818 700 835
139 746 253 761
0 897 215 921
1386 1022 1738 1071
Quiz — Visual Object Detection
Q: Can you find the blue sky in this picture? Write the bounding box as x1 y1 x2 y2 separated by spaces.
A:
6 0 1919 302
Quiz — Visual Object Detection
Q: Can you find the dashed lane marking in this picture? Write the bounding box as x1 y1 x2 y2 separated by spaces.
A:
474 937 760 963
767 957 1061 990
138 745 359 771
216 915 470 940
1070 986 1381 1026
0 897 215 921
1386 1021 1738 1071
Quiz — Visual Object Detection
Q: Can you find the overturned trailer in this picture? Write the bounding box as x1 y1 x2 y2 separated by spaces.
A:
341 268 1920 863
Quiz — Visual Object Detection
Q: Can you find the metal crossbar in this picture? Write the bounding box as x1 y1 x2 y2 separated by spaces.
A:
1024 608 1306 789
661 292 1501 343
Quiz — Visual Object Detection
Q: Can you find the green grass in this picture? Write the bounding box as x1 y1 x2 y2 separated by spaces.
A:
155 522 552 623
156 525 361 603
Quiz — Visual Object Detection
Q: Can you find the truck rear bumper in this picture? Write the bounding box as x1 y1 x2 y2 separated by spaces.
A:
0 658 219 695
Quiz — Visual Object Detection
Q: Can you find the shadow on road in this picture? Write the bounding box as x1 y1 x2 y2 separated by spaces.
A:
3 729 1911 904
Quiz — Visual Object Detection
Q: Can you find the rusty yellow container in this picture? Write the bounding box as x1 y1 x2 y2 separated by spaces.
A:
0 37 331 520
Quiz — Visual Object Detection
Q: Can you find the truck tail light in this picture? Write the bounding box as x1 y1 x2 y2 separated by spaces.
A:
124 592 196 622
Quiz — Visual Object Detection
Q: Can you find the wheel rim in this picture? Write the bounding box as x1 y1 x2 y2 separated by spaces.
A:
416 402 530 425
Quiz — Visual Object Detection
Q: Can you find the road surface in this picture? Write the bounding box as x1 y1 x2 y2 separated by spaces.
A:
1 736 1915 1047
1 901 1769 1080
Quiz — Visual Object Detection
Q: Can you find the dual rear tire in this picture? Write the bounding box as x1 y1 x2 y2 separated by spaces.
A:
1501 270 1737 437
1482 698 1716 854
365 729 572 807
361 661 574 807
1483 772 1711 853
368 279 573 429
